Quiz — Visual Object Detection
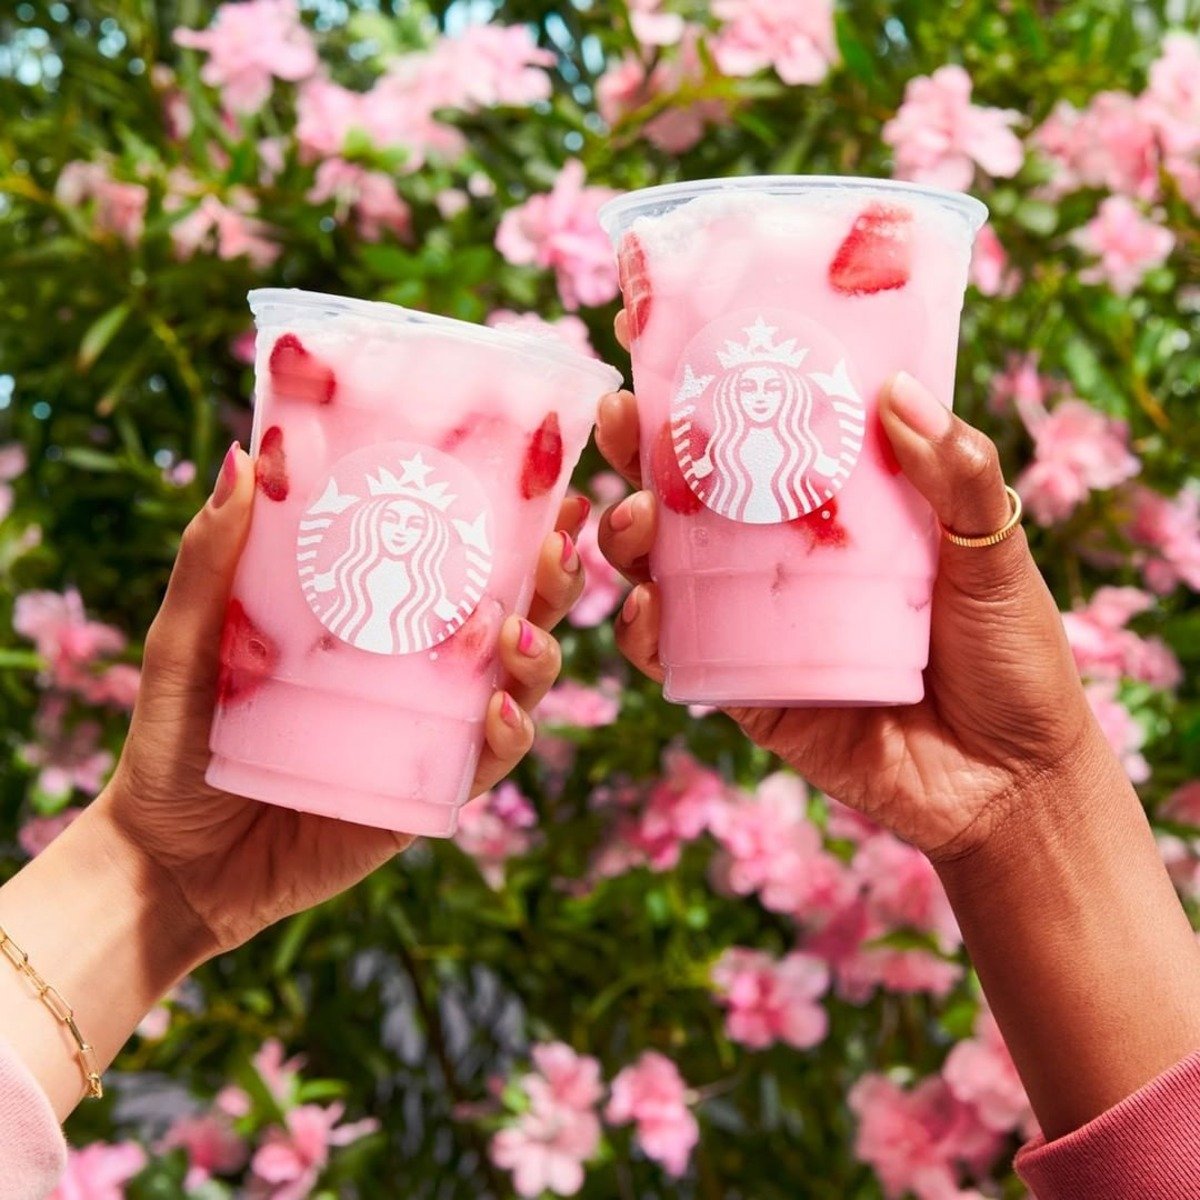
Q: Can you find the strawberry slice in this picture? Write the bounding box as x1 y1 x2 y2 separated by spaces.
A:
217 598 280 704
651 419 705 515
872 414 902 476
791 497 852 550
269 333 337 405
520 412 563 500
255 425 288 501
829 202 913 296
440 412 516 455
441 597 504 673
617 233 653 340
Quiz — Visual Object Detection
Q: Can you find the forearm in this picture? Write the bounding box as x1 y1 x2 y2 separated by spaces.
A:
0 794 210 1118
937 732 1200 1141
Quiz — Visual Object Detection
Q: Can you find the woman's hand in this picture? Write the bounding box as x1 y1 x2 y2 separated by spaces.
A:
101 446 583 956
597 372 1101 863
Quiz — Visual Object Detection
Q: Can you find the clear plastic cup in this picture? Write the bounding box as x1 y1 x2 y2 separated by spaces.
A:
599 176 987 707
206 290 620 835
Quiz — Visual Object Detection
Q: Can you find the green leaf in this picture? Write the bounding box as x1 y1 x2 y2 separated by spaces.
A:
77 302 131 372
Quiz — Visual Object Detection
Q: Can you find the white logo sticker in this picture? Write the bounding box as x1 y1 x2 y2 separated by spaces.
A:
670 310 865 524
297 441 494 656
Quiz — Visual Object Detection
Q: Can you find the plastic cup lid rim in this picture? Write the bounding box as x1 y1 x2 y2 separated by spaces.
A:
597 174 990 237
248 288 622 389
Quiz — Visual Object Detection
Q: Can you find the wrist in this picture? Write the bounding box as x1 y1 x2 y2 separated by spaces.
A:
932 724 1132 897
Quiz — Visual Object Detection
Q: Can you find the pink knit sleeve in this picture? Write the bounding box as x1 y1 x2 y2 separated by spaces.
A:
0 1035 67 1199
1016 1050 1200 1198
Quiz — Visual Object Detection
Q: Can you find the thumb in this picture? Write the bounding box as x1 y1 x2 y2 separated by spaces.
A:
880 372 1026 582
143 442 255 683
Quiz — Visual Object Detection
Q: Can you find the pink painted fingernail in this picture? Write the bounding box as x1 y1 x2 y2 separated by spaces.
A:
560 531 579 572
517 619 543 657
609 497 636 532
500 692 522 728
574 495 592 524
211 442 240 508
621 587 641 624
887 372 951 440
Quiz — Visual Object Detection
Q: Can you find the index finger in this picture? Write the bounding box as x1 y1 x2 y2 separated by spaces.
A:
595 389 643 489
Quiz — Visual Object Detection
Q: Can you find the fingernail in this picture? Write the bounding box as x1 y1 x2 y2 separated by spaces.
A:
500 692 523 728
517 619 544 657
211 442 240 508
560 531 579 572
574 496 592 525
609 496 636 533
887 373 952 440
621 587 640 624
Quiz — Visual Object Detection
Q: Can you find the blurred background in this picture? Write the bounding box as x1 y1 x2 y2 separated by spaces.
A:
2 0 1199 1196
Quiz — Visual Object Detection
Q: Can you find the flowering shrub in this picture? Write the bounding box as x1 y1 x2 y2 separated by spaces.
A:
1 0 1199 1196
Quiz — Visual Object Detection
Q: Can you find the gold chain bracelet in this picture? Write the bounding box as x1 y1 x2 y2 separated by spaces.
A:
0 922 103 1099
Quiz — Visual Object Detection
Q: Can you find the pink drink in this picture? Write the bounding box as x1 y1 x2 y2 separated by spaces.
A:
599 178 985 706
206 291 620 835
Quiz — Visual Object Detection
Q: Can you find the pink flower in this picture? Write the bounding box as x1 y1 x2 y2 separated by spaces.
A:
849 1074 1000 1200
55 162 148 245
423 24 554 110
968 224 1013 296
629 0 686 47
84 663 141 710
883 65 1023 190
943 1011 1035 1137
18 807 83 857
987 354 1053 423
569 486 626 627
170 192 279 268
14 588 126 691
1127 484 1200 593
1015 399 1140 525
1035 93 1160 200
251 1103 378 1200
1141 34 1200 196
1085 680 1149 783
852 834 960 947
160 1112 247 1190
1165 781 1200 827
1071 196 1174 295
21 699 113 798
599 50 723 155
490 1043 603 1198
495 161 620 310
1061 586 1181 688
307 159 411 241
487 311 598 360
537 678 621 728
253 1038 305 1106
174 0 318 114
712 0 838 86
711 947 830 1050
454 782 538 888
216 1086 253 1118
711 773 855 917
625 748 730 871
606 1052 699 1177
231 329 258 364
295 79 366 160
49 1142 146 1200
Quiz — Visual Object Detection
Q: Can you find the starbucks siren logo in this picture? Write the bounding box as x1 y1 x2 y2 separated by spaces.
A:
671 310 865 524
297 441 493 656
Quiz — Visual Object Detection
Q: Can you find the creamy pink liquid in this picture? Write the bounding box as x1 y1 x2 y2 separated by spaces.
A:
206 293 617 835
613 186 976 706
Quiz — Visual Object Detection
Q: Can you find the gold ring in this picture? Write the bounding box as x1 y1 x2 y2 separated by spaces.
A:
941 485 1023 548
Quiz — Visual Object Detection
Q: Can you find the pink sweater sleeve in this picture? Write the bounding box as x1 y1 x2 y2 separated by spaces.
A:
1016 1050 1200 1198
0 1035 67 1199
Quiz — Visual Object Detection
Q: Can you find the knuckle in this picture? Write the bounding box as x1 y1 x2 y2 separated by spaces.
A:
954 427 1001 488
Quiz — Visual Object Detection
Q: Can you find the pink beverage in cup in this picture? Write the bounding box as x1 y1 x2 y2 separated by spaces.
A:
206 290 620 836
599 177 986 706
